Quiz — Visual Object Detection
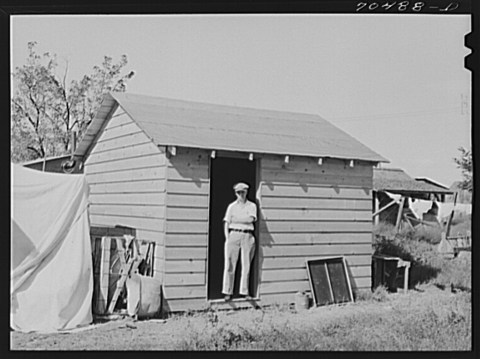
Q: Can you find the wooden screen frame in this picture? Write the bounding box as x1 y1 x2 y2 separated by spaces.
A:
306 256 354 307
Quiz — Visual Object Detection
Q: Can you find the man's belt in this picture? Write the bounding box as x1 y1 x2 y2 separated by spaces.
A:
229 228 254 234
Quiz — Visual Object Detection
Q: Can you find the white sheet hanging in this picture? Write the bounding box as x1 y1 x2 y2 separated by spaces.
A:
409 199 435 220
11 164 93 333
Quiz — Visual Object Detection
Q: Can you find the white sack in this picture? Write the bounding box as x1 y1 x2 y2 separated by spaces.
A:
11 164 93 333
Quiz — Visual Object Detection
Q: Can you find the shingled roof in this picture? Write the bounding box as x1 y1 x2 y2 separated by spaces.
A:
373 168 453 194
75 92 388 163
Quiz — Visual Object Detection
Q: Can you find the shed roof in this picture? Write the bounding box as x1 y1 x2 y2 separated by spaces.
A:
415 177 450 190
373 168 453 194
75 92 388 163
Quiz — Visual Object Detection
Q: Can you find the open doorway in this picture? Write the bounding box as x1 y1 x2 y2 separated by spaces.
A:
207 156 258 300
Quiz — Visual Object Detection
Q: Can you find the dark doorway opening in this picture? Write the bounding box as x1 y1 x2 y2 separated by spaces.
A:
208 157 258 300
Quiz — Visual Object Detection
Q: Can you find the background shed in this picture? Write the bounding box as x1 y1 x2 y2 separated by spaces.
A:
373 167 453 226
74 92 388 312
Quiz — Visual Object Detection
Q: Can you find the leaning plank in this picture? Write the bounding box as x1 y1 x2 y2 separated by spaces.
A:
97 236 112 314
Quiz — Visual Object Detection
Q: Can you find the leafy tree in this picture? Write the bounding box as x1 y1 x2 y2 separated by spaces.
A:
11 41 135 162
453 147 472 192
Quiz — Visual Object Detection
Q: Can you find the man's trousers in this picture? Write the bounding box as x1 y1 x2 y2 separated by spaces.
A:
222 231 255 296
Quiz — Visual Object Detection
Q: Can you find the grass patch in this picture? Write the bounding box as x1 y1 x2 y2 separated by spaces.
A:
373 221 471 291
175 291 471 351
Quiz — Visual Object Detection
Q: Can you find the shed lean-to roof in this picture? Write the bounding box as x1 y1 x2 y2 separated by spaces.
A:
373 168 453 194
75 92 388 163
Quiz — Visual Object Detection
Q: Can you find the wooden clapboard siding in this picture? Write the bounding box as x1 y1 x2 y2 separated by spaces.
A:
258 154 374 299
163 298 209 312
84 109 167 283
164 247 207 260
86 142 160 165
262 171 372 187
166 207 209 221
89 192 166 206
260 254 372 269
261 183 371 199
165 233 208 247
261 196 372 210
88 131 151 154
260 280 311 295
258 232 372 245
261 243 372 258
262 208 371 221
86 153 165 174
259 220 372 233
262 156 373 177
259 265 371 284
86 166 165 184
89 179 166 194
89 204 165 219
162 147 211 300
165 259 207 273
167 179 210 195
165 273 206 286
164 285 207 300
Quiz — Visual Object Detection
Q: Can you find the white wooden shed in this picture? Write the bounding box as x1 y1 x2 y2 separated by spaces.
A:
74 92 388 312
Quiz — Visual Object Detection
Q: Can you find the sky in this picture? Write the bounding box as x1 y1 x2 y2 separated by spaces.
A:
10 14 471 187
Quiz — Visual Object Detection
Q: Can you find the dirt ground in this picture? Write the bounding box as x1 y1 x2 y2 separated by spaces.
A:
10 284 469 351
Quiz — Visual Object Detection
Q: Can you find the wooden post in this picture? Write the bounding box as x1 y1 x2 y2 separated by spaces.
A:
395 197 405 233
372 198 400 218
445 192 458 237
403 214 415 231
403 262 410 294
373 192 380 226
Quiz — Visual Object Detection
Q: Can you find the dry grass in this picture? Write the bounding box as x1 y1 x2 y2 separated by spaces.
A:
175 287 471 351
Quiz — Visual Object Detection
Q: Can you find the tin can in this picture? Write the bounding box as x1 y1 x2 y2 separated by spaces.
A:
295 291 309 311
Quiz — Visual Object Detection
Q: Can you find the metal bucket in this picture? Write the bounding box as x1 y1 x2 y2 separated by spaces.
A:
295 291 309 311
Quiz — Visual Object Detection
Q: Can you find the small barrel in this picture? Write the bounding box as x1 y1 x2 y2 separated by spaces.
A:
295 291 309 311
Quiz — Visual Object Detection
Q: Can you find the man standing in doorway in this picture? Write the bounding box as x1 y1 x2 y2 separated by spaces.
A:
222 182 257 301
